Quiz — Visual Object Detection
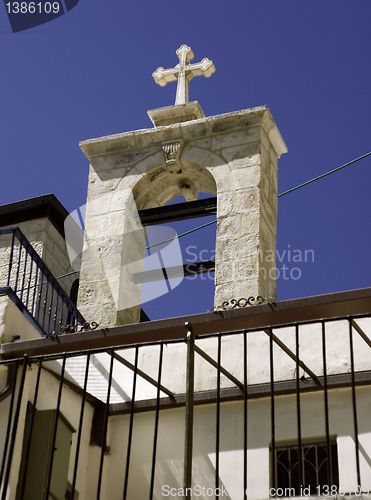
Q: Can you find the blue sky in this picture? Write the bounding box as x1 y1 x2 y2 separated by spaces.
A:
1 1 371 319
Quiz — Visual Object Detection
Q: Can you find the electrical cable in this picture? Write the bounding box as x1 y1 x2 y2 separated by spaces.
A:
146 151 371 250
50 150 371 276
278 151 371 197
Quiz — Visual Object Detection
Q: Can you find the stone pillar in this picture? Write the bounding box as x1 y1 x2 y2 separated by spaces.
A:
180 107 287 307
78 105 286 326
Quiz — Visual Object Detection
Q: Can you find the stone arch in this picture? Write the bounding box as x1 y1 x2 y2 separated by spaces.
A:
181 144 232 200
129 145 227 210
132 161 215 209
123 145 222 320
79 143 234 325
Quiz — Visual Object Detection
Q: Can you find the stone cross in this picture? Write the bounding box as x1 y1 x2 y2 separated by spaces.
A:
152 44 216 105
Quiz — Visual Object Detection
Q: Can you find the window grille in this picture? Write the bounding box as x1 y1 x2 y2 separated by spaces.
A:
273 441 339 496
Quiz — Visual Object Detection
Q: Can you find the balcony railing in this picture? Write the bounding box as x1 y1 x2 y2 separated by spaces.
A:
0 309 371 499
0 227 84 335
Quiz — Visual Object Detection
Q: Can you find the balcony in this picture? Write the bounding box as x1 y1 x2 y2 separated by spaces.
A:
0 289 371 499
0 227 85 338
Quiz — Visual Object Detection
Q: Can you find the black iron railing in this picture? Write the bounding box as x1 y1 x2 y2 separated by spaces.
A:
0 227 84 335
0 312 370 498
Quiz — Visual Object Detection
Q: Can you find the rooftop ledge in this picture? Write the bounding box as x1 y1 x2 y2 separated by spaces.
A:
79 105 288 161
2 287 371 360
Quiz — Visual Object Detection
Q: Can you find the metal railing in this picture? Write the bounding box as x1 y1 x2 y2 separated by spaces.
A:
0 227 84 335
0 312 371 499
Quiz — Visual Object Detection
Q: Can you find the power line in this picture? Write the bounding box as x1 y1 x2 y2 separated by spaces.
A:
24 269 79 292
51 150 371 277
54 270 78 280
145 150 371 250
51 222 218 281
278 151 371 197
145 219 216 250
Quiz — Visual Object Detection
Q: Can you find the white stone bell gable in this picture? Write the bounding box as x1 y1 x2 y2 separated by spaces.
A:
78 105 287 326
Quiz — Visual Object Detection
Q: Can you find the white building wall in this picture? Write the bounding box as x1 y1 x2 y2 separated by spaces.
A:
1 299 371 498
102 387 371 500
0 364 97 500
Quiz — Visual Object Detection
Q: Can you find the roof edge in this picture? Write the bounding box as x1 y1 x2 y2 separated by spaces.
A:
2 286 371 359
0 194 68 238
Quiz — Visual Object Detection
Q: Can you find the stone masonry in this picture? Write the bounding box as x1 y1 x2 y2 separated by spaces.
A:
0 218 75 296
78 105 287 326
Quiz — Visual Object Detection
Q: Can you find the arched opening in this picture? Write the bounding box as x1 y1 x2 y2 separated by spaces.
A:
133 161 217 320
133 160 216 209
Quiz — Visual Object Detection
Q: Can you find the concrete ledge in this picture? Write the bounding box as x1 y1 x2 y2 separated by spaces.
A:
0 288 45 344
79 105 287 160
2 287 371 359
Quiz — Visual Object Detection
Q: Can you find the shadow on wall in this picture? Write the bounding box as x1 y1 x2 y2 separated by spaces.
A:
104 388 371 499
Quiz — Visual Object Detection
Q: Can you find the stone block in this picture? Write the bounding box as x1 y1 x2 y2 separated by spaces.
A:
211 129 256 151
88 174 118 197
84 211 126 239
131 150 164 175
217 191 234 217
231 166 261 190
237 235 259 259
221 142 260 163
217 215 243 239
181 145 211 167
181 121 209 141
228 153 262 171
188 137 212 150
234 188 260 213
207 165 233 193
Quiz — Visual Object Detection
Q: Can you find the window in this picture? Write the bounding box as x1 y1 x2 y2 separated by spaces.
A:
272 440 339 496
17 407 75 500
